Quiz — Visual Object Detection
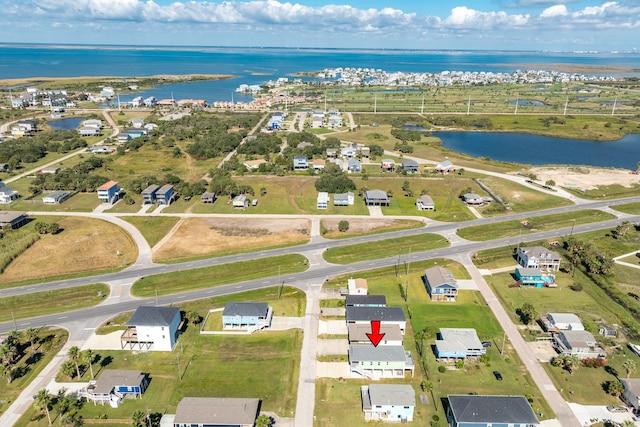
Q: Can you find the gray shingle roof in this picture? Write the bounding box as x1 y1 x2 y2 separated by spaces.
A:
142 184 159 194
126 306 180 327
346 306 406 322
222 302 269 317
174 397 260 425
448 395 539 425
367 384 415 407
349 345 407 362
345 295 386 306
93 369 145 394
424 266 457 288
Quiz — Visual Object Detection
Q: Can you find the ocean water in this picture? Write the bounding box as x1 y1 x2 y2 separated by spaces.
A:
1 44 640 103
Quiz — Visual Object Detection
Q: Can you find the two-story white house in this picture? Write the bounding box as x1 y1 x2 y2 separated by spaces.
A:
121 306 181 351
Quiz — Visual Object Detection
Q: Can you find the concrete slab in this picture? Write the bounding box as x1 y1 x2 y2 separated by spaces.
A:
81 330 124 351
456 279 478 290
316 362 350 378
318 320 347 335
317 339 348 355
320 307 345 316
367 206 383 217
568 403 637 426
270 316 304 330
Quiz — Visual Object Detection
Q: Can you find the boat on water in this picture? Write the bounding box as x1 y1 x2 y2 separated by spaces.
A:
628 343 640 357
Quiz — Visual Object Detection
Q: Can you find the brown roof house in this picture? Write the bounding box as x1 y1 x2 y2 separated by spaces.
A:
166 397 261 427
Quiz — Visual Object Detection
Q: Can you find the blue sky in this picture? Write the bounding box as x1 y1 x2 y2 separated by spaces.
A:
1 0 639 50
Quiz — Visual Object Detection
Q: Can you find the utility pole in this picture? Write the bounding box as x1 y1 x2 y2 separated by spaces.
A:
501 331 506 355
570 219 576 238
155 289 158 306
177 355 182 381
11 311 17 331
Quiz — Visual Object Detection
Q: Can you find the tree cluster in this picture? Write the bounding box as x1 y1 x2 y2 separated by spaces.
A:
314 164 356 193
29 157 108 194
0 130 87 171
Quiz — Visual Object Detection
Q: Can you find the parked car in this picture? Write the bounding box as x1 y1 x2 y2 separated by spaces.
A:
184 196 192 202
482 341 492 347
252 199 258 206
606 405 627 413
493 370 503 381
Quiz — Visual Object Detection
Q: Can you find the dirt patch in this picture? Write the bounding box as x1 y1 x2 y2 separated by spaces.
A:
0 217 137 283
526 166 640 190
153 218 310 261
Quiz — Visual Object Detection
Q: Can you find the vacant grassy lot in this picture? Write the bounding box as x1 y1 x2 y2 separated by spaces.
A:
0 216 137 285
458 210 616 241
320 218 424 239
8 192 100 213
0 328 68 420
131 254 308 297
564 182 640 200
122 215 180 247
475 176 574 216
323 233 450 264
0 284 108 322
152 217 310 262
612 202 640 215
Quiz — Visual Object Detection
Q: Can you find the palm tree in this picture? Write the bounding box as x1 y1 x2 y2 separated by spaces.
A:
25 327 38 353
1 362 15 384
623 359 637 379
84 349 96 379
67 346 81 379
131 409 145 427
34 389 52 425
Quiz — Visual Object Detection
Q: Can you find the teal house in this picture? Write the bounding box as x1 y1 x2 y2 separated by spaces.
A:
514 267 555 288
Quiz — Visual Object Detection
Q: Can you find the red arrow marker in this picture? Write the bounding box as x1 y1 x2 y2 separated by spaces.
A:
366 320 386 347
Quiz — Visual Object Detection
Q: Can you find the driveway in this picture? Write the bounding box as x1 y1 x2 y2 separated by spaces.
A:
270 316 304 330
316 362 350 378
318 320 347 335
317 339 348 355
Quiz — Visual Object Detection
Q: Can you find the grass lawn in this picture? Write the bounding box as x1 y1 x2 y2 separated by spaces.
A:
542 345 639 405
564 183 640 200
0 284 108 322
458 210 616 241
320 219 423 239
0 216 137 286
8 192 100 213
323 233 450 264
122 215 180 247
0 328 68 420
351 175 480 222
103 195 144 213
612 202 640 215
474 176 574 216
131 254 309 297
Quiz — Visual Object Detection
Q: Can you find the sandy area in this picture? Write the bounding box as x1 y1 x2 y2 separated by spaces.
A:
153 217 310 261
525 166 640 190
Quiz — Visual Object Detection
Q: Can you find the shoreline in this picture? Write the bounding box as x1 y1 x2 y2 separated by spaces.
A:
0 73 235 87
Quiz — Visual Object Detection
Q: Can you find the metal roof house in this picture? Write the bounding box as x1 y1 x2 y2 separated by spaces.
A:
42 190 71 205
364 190 390 206
416 195 435 211
517 246 561 272
141 184 160 205
401 159 419 173
553 330 605 358
0 184 19 204
349 323 403 346
345 295 386 307
96 180 123 204
170 397 260 427
0 211 29 230
446 395 539 427
361 384 415 422
546 313 584 331
435 159 454 173
435 328 485 360
222 302 272 332
334 191 354 206
621 379 640 415
233 195 248 209
317 192 329 209
156 184 174 205
349 345 414 379
293 155 309 170
424 266 458 301
78 369 148 407
121 306 181 351
346 306 406 334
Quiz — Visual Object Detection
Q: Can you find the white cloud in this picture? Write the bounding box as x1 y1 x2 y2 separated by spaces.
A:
540 5 568 17
443 6 529 28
